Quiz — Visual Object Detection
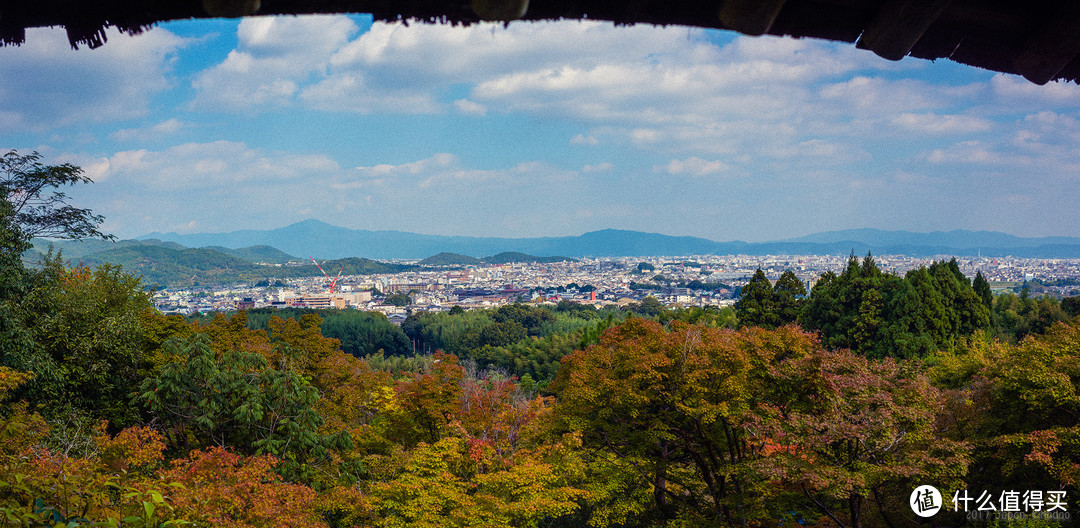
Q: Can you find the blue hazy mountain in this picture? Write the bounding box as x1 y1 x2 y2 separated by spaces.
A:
139 220 1080 259
781 228 1080 249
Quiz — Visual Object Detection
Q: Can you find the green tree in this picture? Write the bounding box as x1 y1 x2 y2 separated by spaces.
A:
1 152 114 412
139 333 349 482
772 270 806 325
553 319 821 525
878 278 938 358
973 270 993 310
664 305 738 329
385 293 411 307
0 199 35 390
736 269 780 328
0 199 30 298
753 350 970 528
491 303 555 336
1063 296 1080 318
992 292 1070 342
932 320 1080 509
479 320 529 348
626 296 666 318
1 150 112 242
385 352 465 446
801 255 989 358
320 310 410 357
7 262 152 429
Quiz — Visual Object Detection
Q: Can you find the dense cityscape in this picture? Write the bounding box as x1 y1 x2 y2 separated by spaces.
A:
155 253 1080 316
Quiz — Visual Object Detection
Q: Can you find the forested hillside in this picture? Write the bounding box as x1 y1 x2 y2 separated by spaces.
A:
38 242 415 287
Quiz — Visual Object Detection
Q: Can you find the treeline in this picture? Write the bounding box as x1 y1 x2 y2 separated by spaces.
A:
737 254 1080 358
243 307 411 358
213 301 737 388
629 278 732 292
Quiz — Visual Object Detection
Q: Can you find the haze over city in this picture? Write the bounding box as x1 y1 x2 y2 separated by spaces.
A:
2 15 1080 241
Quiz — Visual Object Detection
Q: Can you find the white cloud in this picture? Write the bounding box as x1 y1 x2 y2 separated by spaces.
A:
630 129 660 144
1015 111 1080 145
184 17 1048 170
656 157 727 176
191 18 891 129
454 99 487 116
418 160 572 189
326 20 698 83
0 27 187 131
582 162 614 173
300 20 710 115
818 76 942 113
100 141 342 190
74 142 357 236
299 74 440 114
918 109 1080 175
890 112 994 134
354 153 457 180
570 134 599 145
110 118 187 142
191 16 358 110
925 141 1007 164
991 74 1080 107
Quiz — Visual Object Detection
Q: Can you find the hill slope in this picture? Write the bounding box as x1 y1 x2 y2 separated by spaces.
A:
418 252 484 266
204 245 299 264
70 244 414 287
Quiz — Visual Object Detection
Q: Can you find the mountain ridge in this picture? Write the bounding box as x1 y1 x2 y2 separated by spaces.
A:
138 221 1080 259
781 228 1080 249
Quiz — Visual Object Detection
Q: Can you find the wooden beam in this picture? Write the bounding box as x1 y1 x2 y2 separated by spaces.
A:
65 23 108 49
1013 3 1080 85
471 0 530 21
201 0 262 18
856 0 951 61
717 0 787 36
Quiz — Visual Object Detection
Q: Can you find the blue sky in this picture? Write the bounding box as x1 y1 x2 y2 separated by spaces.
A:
2 15 1079 242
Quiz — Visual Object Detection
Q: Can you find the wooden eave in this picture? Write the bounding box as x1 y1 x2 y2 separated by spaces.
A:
1 0 1078 85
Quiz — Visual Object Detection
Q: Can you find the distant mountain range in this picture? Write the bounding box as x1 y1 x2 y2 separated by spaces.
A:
29 239 415 288
29 237 577 287
138 220 1080 259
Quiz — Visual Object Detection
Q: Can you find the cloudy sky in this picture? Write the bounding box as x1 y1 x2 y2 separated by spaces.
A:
3 15 1079 242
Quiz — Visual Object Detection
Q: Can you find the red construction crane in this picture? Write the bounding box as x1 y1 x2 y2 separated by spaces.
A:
310 257 346 293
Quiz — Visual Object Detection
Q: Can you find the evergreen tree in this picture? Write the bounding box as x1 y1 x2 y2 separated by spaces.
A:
973 271 993 310
736 269 780 328
1064 296 1080 318
772 270 806 325
879 279 938 358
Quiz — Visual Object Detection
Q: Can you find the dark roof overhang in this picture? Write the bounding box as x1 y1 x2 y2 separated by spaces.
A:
1 0 1078 85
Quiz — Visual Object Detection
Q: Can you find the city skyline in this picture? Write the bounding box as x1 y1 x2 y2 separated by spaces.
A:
3 15 1080 242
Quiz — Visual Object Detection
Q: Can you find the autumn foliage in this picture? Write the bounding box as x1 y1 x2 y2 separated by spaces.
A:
1 258 1078 527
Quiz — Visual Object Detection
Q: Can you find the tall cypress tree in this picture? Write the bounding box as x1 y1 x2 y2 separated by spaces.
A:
974 271 993 310
736 269 780 329
773 270 806 325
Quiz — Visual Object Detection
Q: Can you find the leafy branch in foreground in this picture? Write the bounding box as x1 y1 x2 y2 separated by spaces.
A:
1 149 113 243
